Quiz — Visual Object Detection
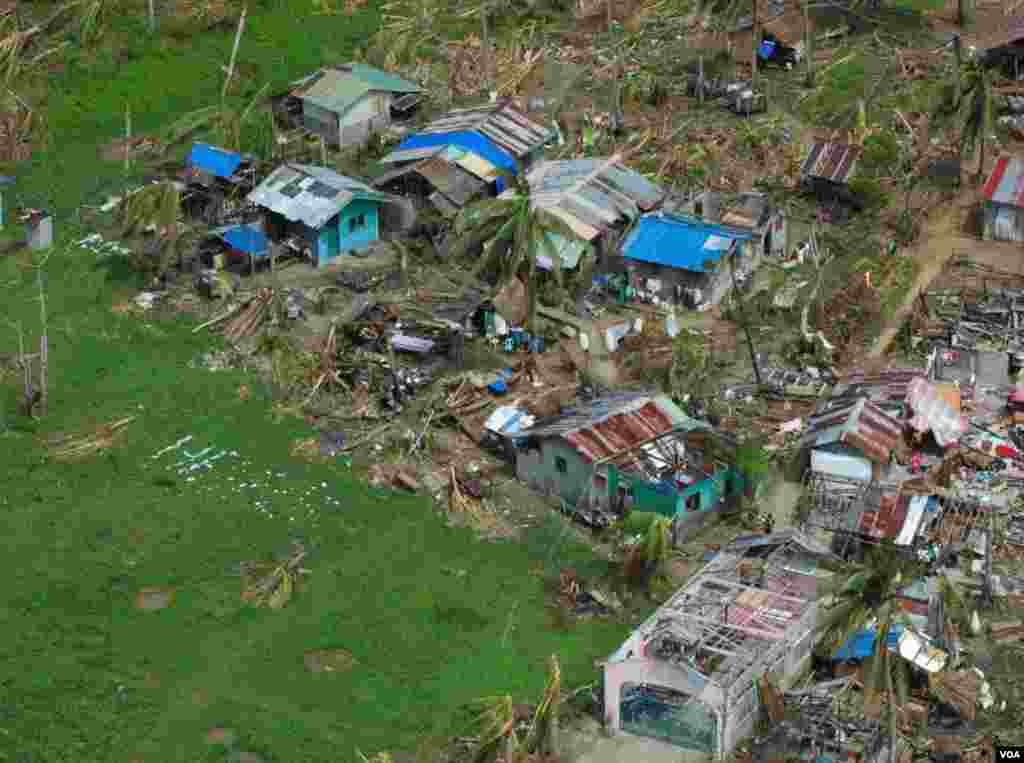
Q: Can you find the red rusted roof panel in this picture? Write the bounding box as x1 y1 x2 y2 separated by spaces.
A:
564 401 675 463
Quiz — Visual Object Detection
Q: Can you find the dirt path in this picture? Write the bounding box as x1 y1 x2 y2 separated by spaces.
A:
867 194 995 362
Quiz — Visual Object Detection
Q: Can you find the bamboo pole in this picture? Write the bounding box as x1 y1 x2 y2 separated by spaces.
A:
37 268 47 417
222 6 248 100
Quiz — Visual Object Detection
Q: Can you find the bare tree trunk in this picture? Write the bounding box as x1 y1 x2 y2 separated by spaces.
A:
148 0 156 34
222 6 248 100
481 0 492 97
804 0 814 87
606 0 612 30
751 0 759 88
37 269 47 418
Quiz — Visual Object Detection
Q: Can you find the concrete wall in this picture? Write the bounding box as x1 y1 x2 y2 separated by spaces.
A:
338 92 389 129
315 199 381 267
516 438 592 504
302 101 339 143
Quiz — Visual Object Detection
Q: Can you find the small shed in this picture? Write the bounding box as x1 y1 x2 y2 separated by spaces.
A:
211 223 270 272
689 191 787 259
800 398 904 483
246 164 387 268
799 142 863 208
981 156 1024 242
603 530 834 758
286 63 422 147
619 213 755 309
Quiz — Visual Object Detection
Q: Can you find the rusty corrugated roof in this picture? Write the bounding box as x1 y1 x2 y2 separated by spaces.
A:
802 398 903 464
800 142 861 184
982 157 1024 208
859 493 909 539
412 98 552 159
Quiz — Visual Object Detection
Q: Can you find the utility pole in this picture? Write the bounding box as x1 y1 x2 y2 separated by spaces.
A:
730 249 762 386
803 0 814 87
751 0 759 89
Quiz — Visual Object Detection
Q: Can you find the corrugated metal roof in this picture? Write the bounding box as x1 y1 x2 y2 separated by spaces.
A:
982 157 1024 208
188 143 242 179
378 146 446 165
413 154 486 206
410 98 553 160
621 213 752 271
800 142 861 184
385 131 518 172
518 394 693 464
536 232 589 271
859 493 909 540
802 398 903 464
247 164 386 230
294 63 421 116
510 159 666 242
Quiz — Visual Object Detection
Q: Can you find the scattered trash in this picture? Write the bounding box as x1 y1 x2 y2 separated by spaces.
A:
303 648 356 674
134 586 175 611
133 291 160 310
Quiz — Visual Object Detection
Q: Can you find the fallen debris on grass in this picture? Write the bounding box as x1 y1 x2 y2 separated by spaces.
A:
240 544 310 610
48 415 136 461
134 586 175 611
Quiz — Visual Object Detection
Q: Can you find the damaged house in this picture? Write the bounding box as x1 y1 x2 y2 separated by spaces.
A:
799 141 863 214
508 157 666 275
801 397 905 484
617 212 757 310
181 142 259 224
981 156 1024 242
683 191 787 260
273 63 423 147
603 530 836 758
513 392 744 540
246 164 387 267
375 99 553 217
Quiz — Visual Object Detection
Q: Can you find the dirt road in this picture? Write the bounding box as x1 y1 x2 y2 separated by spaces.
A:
867 195 1001 362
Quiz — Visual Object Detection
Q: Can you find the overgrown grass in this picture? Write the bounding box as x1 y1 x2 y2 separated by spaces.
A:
0 3 633 760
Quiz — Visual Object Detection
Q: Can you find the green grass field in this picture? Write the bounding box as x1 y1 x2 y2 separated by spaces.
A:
0 3 632 761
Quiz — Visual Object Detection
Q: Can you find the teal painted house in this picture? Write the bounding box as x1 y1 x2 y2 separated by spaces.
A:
514 392 742 543
246 163 387 268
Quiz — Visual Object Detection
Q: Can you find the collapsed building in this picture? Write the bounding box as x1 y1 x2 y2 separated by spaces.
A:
603 531 836 758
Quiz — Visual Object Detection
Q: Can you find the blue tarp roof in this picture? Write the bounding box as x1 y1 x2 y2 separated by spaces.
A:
621 213 753 271
189 143 242 179
832 625 905 661
395 131 517 173
218 225 269 257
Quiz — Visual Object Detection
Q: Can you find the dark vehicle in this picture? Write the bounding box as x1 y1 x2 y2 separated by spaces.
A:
757 32 801 69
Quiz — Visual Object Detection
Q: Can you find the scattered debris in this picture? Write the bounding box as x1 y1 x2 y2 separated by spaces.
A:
240 545 310 610
48 416 136 461
134 586 175 612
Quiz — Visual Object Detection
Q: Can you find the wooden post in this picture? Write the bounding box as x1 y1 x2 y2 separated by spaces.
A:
222 6 248 100
699 55 705 104
804 0 814 87
124 103 131 173
37 268 47 417
147 0 156 33
480 0 492 98
751 0 759 89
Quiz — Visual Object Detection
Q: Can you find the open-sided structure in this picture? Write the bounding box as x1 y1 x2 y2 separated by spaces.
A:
603 530 836 758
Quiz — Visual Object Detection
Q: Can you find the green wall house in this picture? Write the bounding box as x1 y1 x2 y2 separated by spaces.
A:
514 392 742 543
247 164 387 268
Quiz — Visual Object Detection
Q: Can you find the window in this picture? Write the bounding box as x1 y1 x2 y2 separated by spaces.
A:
555 456 568 474
686 493 700 512
348 213 367 233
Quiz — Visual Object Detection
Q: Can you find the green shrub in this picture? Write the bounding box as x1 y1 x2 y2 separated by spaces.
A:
861 131 900 176
848 177 889 209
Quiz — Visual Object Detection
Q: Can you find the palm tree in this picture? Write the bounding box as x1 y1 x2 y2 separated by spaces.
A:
448 173 586 332
957 61 994 185
815 543 929 763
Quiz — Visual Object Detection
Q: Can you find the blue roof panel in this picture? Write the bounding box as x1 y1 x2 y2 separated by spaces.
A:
219 225 269 256
394 131 517 172
832 625 904 661
189 143 242 179
621 214 753 271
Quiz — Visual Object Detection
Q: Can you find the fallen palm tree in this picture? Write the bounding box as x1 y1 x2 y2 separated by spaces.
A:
222 288 273 342
49 415 136 461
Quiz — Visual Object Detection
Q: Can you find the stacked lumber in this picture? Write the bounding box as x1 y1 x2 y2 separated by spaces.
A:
223 289 274 342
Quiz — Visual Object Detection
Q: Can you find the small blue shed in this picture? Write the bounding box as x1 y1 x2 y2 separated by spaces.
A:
246 163 387 268
188 143 243 179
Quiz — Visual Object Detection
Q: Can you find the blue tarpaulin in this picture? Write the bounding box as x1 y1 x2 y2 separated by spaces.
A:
395 131 518 173
832 625 904 661
188 143 242 179
621 214 752 272
218 225 269 257
757 40 776 60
